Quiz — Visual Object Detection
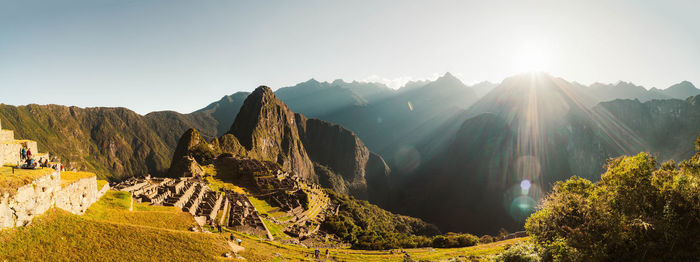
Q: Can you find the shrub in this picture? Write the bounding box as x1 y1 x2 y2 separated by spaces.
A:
479 235 494 244
494 242 540 262
525 141 700 261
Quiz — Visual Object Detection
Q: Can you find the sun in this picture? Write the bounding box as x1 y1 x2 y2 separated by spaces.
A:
513 44 551 73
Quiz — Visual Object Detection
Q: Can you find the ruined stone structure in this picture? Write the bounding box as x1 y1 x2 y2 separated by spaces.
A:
0 170 106 228
0 120 106 228
114 176 227 225
223 190 270 239
0 120 45 166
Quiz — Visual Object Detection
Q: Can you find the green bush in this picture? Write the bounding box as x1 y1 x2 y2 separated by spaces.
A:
494 242 540 262
525 139 700 261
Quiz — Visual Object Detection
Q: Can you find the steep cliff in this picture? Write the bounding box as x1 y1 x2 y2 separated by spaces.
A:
295 114 391 204
228 86 315 181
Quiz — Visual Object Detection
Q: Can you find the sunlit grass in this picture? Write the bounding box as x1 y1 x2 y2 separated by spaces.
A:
84 191 195 231
96 179 108 189
228 229 526 261
0 165 55 195
202 164 247 194
60 171 95 187
0 208 231 261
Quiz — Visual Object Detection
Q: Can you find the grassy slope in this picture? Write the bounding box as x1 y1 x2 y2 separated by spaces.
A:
230 229 526 261
0 189 524 261
85 191 196 231
0 208 231 261
60 171 96 187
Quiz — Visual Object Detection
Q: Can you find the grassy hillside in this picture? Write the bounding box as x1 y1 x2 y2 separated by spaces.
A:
0 208 231 261
0 188 525 261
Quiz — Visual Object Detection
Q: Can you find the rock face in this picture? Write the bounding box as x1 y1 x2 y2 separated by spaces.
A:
295 114 391 204
229 86 315 181
168 128 219 177
168 86 392 205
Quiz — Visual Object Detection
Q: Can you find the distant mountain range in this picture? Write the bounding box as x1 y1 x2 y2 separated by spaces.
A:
1 72 698 234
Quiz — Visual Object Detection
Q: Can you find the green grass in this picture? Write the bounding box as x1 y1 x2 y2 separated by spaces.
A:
261 218 290 240
0 165 55 195
84 191 196 231
227 229 526 262
60 171 96 187
0 209 231 261
247 196 276 214
96 179 108 189
202 164 247 194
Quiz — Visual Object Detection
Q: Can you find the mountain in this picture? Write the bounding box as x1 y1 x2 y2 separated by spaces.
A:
661 81 700 99
277 72 480 165
588 80 700 102
275 79 395 119
589 81 670 102
191 92 250 136
171 86 393 203
295 114 392 205
0 105 178 180
229 86 316 181
392 73 700 234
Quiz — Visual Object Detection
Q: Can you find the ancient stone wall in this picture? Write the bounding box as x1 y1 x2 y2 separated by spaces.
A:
0 142 21 166
0 129 14 142
0 171 60 228
0 170 101 228
55 176 99 215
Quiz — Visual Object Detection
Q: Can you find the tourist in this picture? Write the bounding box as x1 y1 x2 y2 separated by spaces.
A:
20 147 26 160
26 148 32 159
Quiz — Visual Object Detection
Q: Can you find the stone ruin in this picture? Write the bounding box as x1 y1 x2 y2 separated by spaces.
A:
0 119 107 228
114 176 225 223
222 190 269 238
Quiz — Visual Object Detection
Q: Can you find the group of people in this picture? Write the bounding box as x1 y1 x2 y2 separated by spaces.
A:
19 146 63 171
19 147 32 161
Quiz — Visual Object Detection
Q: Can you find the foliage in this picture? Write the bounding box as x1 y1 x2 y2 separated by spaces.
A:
322 189 486 250
494 241 541 262
431 232 479 248
480 235 495 244
525 140 700 261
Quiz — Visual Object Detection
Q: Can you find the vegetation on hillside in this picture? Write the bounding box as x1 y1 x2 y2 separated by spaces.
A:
521 137 700 261
322 189 481 250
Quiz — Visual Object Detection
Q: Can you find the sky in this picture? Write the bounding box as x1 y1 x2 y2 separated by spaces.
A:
1 0 699 114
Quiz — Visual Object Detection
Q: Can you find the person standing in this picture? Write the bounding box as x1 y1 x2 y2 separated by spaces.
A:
26 148 32 160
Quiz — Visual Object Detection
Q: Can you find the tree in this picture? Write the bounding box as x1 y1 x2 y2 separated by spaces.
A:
525 147 700 261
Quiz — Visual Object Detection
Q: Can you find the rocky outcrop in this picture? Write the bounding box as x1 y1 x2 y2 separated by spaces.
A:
295 114 369 196
295 114 392 204
229 86 315 181
168 129 220 177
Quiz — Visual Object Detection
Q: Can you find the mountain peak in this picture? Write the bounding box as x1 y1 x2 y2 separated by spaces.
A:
229 85 315 180
668 80 696 90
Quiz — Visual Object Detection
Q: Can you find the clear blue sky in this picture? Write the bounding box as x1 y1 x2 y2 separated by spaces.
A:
1 0 698 114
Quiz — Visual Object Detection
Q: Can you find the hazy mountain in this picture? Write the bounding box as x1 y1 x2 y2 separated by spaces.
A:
191 92 250 136
660 80 700 99
587 80 700 102
391 73 700 234
170 86 393 203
